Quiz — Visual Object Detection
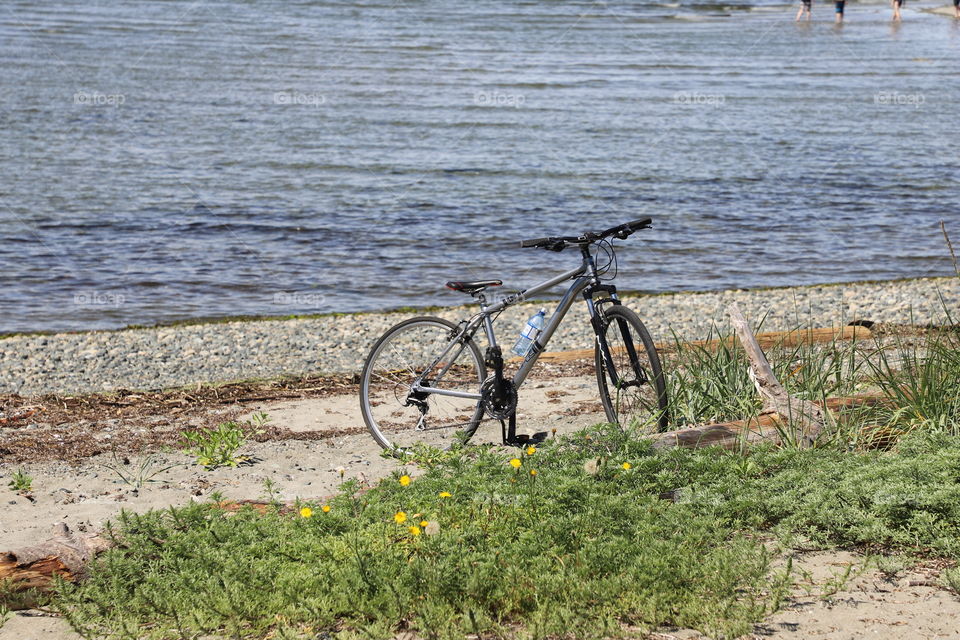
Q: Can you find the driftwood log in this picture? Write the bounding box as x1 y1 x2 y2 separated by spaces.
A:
728 303 826 447
0 523 109 609
0 315 882 606
648 393 892 451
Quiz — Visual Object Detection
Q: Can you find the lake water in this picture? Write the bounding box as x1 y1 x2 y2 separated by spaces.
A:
1 0 959 333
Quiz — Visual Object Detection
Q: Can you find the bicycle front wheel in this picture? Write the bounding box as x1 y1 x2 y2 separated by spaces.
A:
595 305 669 431
360 316 486 453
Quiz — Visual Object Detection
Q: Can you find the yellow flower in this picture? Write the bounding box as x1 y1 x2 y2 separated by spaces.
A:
399 475 411 487
408 526 422 537
394 511 407 524
299 507 313 518
622 462 632 470
438 491 452 498
530 469 538 477
509 458 522 469
322 505 331 513
420 520 429 528
526 446 536 456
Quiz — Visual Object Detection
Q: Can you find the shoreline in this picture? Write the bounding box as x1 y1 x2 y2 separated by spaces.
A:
1 274 955 341
1 275 958 397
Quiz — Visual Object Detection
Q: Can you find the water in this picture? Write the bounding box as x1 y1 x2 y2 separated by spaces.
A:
1 0 958 333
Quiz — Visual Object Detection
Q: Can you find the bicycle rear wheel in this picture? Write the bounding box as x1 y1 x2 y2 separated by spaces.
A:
595 305 669 431
360 316 486 453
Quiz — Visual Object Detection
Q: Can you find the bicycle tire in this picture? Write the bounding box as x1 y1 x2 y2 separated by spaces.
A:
359 316 486 453
594 305 669 431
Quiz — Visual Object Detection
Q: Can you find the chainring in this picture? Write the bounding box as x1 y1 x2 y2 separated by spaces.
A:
480 376 518 420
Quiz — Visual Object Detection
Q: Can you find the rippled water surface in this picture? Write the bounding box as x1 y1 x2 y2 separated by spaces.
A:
2 0 959 332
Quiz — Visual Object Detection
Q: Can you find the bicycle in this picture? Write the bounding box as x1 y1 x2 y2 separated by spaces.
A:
359 217 669 453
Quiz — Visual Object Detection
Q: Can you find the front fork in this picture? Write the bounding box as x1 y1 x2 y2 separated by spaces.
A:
587 284 645 388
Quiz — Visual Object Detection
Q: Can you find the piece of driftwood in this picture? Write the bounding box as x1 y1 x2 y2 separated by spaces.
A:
0 523 110 609
649 413 782 450
728 304 826 448
647 392 891 451
513 324 872 364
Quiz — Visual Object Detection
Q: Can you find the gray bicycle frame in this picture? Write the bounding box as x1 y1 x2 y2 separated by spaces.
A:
412 255 609 401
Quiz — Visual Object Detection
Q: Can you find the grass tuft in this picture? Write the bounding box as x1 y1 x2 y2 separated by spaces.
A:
7 468 33 494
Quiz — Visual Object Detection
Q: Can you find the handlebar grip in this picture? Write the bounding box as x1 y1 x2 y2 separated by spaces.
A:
601 217 653 240
626 217 652 231
520 237 550 248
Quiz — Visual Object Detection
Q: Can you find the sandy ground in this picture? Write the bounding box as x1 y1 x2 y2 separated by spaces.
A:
653 550 960 640
2 364 959 639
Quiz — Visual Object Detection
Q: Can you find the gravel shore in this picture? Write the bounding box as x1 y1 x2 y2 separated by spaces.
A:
2 277 958 397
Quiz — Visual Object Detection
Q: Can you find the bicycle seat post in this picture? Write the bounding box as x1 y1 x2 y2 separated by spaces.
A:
476 291 499 349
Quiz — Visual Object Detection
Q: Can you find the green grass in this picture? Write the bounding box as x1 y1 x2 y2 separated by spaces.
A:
865 331 960 437
662 320 960 451
664 324 866 430
55 425 960 640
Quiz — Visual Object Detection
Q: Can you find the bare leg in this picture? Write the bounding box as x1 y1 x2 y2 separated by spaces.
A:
892 0 901 20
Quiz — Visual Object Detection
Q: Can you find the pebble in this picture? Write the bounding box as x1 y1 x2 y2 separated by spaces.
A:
1 277 958 397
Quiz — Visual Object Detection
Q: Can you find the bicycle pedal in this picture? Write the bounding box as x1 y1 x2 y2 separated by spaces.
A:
527 431 549 444
504 431 549 447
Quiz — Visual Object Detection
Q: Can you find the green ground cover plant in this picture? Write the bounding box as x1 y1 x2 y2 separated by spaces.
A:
56 424 960 640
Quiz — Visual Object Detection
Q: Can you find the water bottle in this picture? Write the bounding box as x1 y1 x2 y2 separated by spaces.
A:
512 308 547 357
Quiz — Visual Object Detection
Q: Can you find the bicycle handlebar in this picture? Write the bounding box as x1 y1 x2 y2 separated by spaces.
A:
519 217 652 251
